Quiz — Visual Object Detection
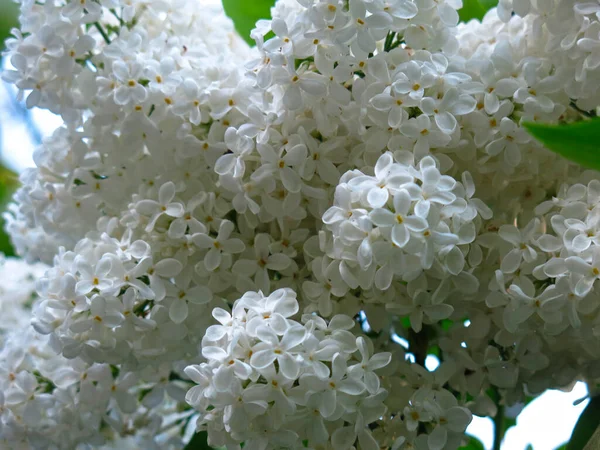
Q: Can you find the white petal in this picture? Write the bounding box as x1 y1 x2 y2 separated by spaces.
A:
281 326 307 350
278 353 300 379
338 377 366 395
332 427 356 450
435 111 457 134
169 299 188 324
250 349 277 369
428 425 448 450
159 181 176 205
369 209 396 226
392 224 410 248
367 188 389 208
155 258 183 277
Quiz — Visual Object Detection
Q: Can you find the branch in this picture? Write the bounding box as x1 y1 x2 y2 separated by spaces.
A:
408 327 430 367
492 402 505 450
570 101 596 119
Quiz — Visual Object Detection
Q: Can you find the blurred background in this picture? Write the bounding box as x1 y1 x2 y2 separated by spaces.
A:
0 0 590 448
0 0 20 256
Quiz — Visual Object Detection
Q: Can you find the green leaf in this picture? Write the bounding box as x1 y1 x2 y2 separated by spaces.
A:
0 0 19 49
440 319 454 331
0 165 18 256
555 444 568 450
459 0 498 22
460 436 485 450
427 345 441 357
221 0 276 46
504 416 517 432
567 395 600 450
0 0 21 259
183 431 212 450
523 119 600 171
400 316 411 328
0 228 14 257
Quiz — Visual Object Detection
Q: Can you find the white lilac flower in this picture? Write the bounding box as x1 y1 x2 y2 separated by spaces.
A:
3 0 600 448
193 220 245 272
135 182 185 232
184 289 390 449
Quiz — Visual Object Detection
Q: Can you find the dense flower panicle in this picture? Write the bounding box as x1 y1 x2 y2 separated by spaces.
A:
2 0 600 448
322 152 489 293
0 326 195 449
0 257 46 338
184 289 399 450
0 259 192 449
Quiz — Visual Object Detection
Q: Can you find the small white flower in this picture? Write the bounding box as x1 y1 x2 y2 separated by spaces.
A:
566 247 600 297
166 272 213 324
399 115 452 157
75 256 113 295
348 337 391 394
252 142 307 193
392 61 437 102
193 220 245 271
214 127 255 178
498 220 539 274
233 234 292 293
387 290 454 332
112 60 148 106
135 182 185 232
250 325 307 379
420 87 477 134
369 190 428 248
485 118 530 167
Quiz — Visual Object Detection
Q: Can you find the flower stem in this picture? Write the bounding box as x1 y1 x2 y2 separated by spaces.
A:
384 31 396 52
110 9 125 26
493 403 505 450
94 22 111 44
570 101 596 118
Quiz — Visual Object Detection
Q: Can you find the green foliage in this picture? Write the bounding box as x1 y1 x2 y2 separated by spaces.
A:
0 0 19 46
523 119 600 171
221 0 276 46
0 165 17 256
0 0 20 257
183 431 212 450
400 316 411 328
499 395 535 437
223 0 498 37
567 395 600 450
459 0 498 22
440 318 454 331
0 225 14 256
504 416 517 432
460 436 486 449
